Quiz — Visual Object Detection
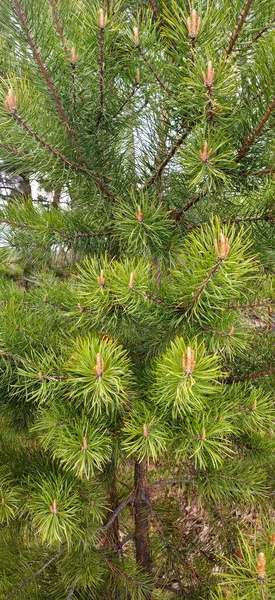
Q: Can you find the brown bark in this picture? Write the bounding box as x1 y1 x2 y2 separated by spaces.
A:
134 459 151 572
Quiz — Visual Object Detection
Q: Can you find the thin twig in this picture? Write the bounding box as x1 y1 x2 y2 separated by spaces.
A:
0 217 110 239
236 96 275 162
12 0 76 146
225 0 254 57
136 45 175 98
11 112 115 199
6 550 64 598
0 141 27 156
240 167 275 176
143 134 185 188
234 368 275 382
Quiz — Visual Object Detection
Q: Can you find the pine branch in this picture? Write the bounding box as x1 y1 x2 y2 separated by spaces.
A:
225 0 254 57
49 0 69 56
243 16 275 46
0 141 27 156
0 217 109 239
185 259 223 314
240 167 275 176
6 551 64 599
135 42 175 98
9 112 115 199
101 490 134 535
148 0 159 21
234 368 275 382
236 96 275 162
0 352 25 365
12 0 77 147
143 133 185 189
227 300 275 309
112 78 140 120
66 586 75 599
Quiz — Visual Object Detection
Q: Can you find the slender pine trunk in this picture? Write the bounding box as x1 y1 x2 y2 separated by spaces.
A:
134 459 151 572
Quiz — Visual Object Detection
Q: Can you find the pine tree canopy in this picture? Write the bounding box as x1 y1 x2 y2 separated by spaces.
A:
0 0 275 598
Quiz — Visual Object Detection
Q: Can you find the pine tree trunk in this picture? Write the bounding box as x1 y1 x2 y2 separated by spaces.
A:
134 459 151 572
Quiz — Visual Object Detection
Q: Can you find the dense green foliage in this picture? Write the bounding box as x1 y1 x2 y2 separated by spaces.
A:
0 0 274 598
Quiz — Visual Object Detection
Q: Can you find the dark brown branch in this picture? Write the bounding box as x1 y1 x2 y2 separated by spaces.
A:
6 551 64 598
0 141 27 156
134 459 151 573
11 112 115 199
240 167 275 176
148 0 159 20
227 300 275 309
234 368 275 382
225 0 254 57
12 0 76 145
101 491 134 534
243 16 275 46
0 352 25 365
49 0 69 55
136 45 175 98
185 259 223 314
236 96 275 162
143 134 185 188
112 82 139 120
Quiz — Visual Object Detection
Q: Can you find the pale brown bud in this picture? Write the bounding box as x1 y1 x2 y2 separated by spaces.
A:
136 68 141 84
129 271 135 289
133 26 139 46
214 232 230 259
95 353 104 378
97 269 105 286
50 499 58 515
1 497 5 505
270 534 275 545
227 326 234 337
136 204 143 223
200 427 206 441
70 46 78 64
81 436 88 451
199 141 212 163
5 89 17 114
182 346 196 376
202 61 215 88
77 302 83 312
37 372 44 380
143 423 149 437
252 397 257 411
43 295 48 303
257 552 266 580
98 8 107 28
187 9 201 39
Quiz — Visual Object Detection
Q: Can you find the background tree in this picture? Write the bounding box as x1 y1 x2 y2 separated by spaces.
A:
0 0 274 598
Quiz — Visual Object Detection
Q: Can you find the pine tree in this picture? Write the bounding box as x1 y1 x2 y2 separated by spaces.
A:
0 0 275 598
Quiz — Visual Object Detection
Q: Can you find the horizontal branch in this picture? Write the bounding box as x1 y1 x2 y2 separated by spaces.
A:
234 368 275 382
0 217 109 239
240 167 275 177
